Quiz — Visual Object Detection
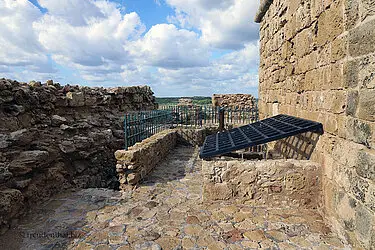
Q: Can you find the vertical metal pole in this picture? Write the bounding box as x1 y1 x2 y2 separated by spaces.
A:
129 114 134 146
124 115 128 150
219 108 225 132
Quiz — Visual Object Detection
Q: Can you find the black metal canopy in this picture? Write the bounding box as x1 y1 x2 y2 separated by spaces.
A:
199 114 323 159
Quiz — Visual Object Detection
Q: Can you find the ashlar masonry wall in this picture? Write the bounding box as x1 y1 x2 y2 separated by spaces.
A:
256 0 375 248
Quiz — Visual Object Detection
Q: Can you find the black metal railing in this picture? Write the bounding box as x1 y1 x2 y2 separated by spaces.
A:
159 105 259 127
124 110 173 150
123 105 259 150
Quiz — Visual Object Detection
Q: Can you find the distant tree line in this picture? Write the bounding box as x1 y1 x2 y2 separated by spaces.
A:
156 97 212 106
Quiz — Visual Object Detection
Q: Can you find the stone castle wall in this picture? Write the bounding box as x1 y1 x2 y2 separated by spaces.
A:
212 94 256 108
0 78 156 233
256 0 375 248
202 159 321 209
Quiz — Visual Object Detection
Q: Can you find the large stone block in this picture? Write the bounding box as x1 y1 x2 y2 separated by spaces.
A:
203 182 233 201
357 53 375 89
344 0 360 30
331 35 347 63
346 118 372 146
343 59 359 88
330 63 344 89
354 202 374 248
346 90 358 116
316 1 344 46
349 18 375 57
9 150 50 176
66 92 85 107
293 27 312 58
358 89 375 121
356 149 375 182
326 90 347 114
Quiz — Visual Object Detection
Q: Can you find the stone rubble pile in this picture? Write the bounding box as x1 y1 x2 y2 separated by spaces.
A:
0 78 157 234
212 94 256 109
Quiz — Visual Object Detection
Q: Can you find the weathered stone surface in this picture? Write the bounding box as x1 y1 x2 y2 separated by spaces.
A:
212 94 256 108
349 18 375 57
345 0 360 30
0 78 157 234
356 150 375 181
0 189 24 230
243 230 266 241
346 118 372 146
357 53 375 89
51 115 67 126
115 130 177 187
0 166 12 184
361 0 375 20
9 151 50 176
202 159 321 208
257 0 375 248
346 90 358 116
0 147 350 249
358 89 375 121
203 182 233 201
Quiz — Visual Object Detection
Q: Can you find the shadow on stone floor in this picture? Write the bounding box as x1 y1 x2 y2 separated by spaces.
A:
140 145 200 186
0 189 124 250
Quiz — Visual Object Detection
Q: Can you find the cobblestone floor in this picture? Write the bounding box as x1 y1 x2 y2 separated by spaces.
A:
0 146 350 250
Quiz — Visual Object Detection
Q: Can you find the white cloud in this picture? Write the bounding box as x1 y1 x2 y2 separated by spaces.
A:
0 0 48 67
129 24 210 69
34 0 145 81
166 0 260 49
38 0 105 26
0 0 260 96
121 42 259 96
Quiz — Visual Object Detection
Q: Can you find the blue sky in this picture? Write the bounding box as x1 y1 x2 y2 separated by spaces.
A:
0 0 260 97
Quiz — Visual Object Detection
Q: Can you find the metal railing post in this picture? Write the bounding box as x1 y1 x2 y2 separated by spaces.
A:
219 108 225 132
124 114 128 150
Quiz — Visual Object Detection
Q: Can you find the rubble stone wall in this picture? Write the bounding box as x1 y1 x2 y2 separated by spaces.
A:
256 0 375 248
115 127 217 189
202 159 321 209
0 79 157 233
115 130 177 189
212 94 256 108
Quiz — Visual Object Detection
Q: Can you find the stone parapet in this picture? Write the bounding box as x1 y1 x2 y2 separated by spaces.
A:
202 159 321 209
114 127 217 189
115 130 177 189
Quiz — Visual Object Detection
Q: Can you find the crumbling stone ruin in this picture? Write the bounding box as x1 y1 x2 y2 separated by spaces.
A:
256 0 375 248
177 98 193 106
212 94 256 109
0 78 156 234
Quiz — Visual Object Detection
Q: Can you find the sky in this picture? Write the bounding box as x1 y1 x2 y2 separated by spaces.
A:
0 0 260 97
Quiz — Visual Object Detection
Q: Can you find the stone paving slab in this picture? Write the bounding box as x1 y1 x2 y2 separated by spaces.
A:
0 146 350 250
